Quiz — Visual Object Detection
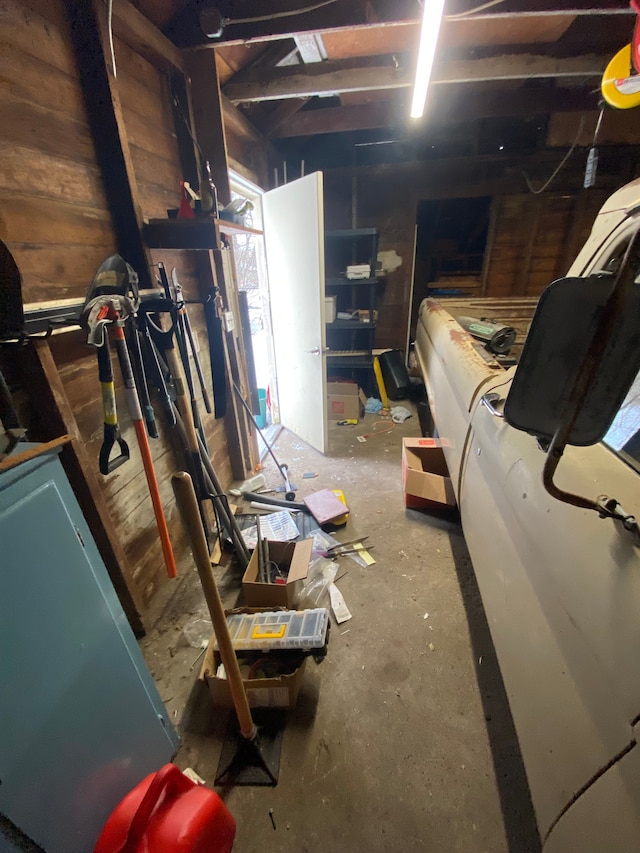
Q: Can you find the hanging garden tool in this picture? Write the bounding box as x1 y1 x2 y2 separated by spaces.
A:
137 294 216 545
171 266 212 415
157 264 208 449
81 256 177 579
136 299 249 567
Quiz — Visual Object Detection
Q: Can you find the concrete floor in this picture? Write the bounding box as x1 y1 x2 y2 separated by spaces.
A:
141 411 541 853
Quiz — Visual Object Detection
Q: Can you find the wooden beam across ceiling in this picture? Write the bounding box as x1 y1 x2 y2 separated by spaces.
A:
167 0 632 48
224 53 609 103
267 87 600 138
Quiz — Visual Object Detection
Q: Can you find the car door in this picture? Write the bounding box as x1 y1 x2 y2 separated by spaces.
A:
458 218 640 841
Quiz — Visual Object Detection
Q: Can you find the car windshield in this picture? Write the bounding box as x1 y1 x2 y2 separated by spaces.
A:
595 233 640 468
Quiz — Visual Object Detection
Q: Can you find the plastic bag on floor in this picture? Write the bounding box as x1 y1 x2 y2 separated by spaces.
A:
183 615 213 649
298 555 338 608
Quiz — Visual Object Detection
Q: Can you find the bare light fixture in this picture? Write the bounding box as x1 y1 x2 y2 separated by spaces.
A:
410 0 446 119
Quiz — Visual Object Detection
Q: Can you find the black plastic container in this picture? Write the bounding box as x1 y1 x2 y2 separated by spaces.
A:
378 349 411 400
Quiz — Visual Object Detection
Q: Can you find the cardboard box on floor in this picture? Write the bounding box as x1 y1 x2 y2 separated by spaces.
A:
327 382 367 421
200 608 307 709
402 438 457 510
242 539 313 609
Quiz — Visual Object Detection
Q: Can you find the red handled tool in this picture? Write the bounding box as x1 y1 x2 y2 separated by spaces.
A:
82 257 177 579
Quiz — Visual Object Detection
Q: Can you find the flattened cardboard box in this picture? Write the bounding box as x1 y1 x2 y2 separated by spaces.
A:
243 539 313 609
200 607 307 709
326 382 366 421
402 438 456 510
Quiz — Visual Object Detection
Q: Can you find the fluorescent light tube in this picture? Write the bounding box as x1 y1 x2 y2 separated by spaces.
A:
410 0 446 119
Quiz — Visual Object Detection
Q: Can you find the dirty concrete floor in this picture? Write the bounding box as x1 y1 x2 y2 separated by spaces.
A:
141 411 540 853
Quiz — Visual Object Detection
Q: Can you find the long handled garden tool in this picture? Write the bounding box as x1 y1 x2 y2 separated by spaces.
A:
137 296 211 540
82 256 177 579
136 308 249 568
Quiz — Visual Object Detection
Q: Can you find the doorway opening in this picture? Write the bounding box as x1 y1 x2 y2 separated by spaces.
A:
410 196 492 336
228 172 281 454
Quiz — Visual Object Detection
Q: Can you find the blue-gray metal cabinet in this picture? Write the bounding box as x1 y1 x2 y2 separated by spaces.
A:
0 447 178 852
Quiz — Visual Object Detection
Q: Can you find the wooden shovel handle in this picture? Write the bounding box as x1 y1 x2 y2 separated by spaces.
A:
172 471 255 740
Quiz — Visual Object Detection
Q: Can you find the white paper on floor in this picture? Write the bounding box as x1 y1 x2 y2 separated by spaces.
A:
329 583 352 623
241 510 300 548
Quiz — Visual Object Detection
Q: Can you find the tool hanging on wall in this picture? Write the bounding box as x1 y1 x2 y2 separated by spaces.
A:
137 296 212 539
81 256 178 579
171 267 211 415
135 300 249 567
157 264 208 448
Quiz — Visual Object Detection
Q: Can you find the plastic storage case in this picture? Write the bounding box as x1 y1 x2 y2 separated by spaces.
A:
216 608 330 652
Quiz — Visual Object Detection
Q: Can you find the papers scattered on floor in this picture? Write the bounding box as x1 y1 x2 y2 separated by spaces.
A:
241 510 300 549
329 583 352 623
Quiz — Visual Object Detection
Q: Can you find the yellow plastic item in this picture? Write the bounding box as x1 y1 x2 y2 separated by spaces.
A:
251 624 286 640
373 355 389 409
602 44 640 110
330 488 349 527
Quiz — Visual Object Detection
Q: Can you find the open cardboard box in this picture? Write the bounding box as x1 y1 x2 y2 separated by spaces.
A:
326 381 367 421
402 438 456 510
242 539 313 609
199 608 307 709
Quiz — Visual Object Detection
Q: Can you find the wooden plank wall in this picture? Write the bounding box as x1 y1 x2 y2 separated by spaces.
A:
1 0 234 612
482 189 609 298
324 154 632 352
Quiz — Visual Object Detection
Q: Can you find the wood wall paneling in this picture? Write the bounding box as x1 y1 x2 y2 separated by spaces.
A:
324 150 635 350
1 0 237 620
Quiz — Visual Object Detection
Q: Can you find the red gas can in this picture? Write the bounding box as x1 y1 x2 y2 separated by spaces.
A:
94 764 236 853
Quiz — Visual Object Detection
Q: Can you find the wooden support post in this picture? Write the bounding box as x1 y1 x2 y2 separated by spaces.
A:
171 52 257 478
67 0 154 290
185 51 232 207
22 340 146 635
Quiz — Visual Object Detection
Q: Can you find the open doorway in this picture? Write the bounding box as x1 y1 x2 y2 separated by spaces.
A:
410 196 492 337
228 172 281 452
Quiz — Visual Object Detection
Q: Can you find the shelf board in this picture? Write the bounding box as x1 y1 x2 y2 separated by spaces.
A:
325 228 379 238
218 219 263 237
326 356 373 368
326 320 376 330
143 216 262 250
325 277 378 287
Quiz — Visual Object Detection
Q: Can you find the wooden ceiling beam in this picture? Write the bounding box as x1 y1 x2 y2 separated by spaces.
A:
167 0 631 48
269 86 599 137
224 53 608 103
111 0 185 73
258 98 312 136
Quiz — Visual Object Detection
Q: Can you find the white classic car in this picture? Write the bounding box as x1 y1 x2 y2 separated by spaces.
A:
416 179 640 851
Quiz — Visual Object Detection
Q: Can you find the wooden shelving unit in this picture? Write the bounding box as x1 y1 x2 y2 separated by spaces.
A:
324 228 380 391
144 216 262 250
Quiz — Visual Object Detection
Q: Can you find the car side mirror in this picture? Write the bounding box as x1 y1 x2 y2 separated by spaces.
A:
504 274 640 447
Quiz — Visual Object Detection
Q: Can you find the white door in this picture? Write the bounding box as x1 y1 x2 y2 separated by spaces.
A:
262 172 328 453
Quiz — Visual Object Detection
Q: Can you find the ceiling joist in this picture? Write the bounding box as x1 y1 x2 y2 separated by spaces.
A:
266 87 600 138
225 53 608 103
168 0 632 48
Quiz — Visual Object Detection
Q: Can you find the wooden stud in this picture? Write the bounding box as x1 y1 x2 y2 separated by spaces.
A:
67 0 154 290
23 340 146 635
